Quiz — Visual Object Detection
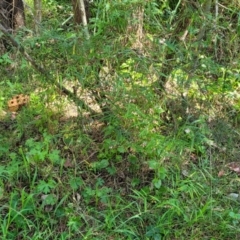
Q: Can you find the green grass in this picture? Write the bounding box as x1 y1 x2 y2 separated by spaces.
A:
1 0 240 239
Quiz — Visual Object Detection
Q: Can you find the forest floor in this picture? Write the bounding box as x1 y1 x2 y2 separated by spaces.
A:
0 1 240 239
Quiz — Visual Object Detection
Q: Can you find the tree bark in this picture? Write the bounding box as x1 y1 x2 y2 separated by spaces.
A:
0 0 25 31
34 0 42 34
72 0 90 25
0 0 25 53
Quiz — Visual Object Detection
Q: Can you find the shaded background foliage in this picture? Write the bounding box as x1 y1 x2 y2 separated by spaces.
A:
0 0 25 30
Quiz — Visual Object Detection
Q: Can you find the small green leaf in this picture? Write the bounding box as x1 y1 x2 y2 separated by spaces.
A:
105 3 110 11
153 178 162 189
42 194 58 206
117 146 125 153
148 160 158 170
37 179 56 194
48 150 61 163
69 177 83 190
91 159 109 170
229 211 240 220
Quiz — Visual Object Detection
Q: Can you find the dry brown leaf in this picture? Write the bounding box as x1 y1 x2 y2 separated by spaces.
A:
228 162 240 175
10 112 18 120
64 158 74 168
218 170 225 177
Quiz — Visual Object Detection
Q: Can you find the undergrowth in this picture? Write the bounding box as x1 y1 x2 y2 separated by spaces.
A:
0 0 240 239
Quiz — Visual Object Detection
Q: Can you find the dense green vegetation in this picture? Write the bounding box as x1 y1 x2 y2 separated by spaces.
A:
0 0 240 239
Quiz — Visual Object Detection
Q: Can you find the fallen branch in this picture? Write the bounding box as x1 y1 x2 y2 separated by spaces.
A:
0 23 97 115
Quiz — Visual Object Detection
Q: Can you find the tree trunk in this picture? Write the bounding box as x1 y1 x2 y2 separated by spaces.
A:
0 0 25 53
72 0 90 25
13 0 25 29
34 0 42 34
0 0 25 32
